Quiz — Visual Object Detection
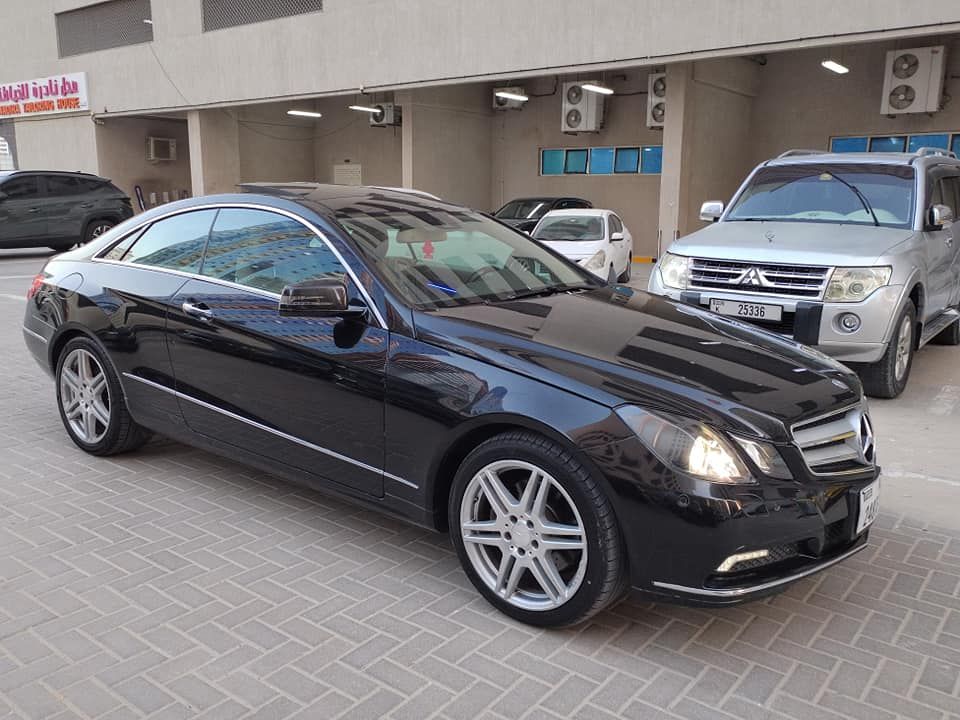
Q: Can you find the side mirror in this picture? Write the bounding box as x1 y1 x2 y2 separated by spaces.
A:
278 278 365 318
930 204 954 228
700 201 724 222
610 231 625 241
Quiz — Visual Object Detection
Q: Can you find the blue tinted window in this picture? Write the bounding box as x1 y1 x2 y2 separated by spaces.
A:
953 135 960 156
830 137 868 153
641 146 663 174
869 136 907 152
614 147 640 173
908 134 950 153
564 149 588 174
589 147 615 174
541 149 564 176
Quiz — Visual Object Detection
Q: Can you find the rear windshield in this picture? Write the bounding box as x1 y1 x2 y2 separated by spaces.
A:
726 164 916 229
533 215 604 241
495 199 552 220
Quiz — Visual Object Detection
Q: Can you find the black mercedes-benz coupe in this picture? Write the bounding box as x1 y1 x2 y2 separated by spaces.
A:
23 185 880 627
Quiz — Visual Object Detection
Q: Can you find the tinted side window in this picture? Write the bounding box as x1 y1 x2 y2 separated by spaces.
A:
102 226 147 261
201 209 345 294
943 177 960 217
610 215 623 233
2 176 39 198
76 178 107 194
46 175 81 196
123 210 217 272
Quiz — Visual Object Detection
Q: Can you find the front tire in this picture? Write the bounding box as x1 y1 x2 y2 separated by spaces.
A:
449 431 626 627
858 301 916 398
618 256 632 283
56 337 150 455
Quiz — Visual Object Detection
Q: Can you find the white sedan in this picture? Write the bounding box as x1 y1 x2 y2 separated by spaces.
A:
530 209 633 283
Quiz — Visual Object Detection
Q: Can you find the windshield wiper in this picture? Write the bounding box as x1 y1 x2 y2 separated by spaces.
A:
822 171 880 227
495 283 594 302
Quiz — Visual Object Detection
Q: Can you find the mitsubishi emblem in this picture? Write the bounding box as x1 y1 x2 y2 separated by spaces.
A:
740 267 763 286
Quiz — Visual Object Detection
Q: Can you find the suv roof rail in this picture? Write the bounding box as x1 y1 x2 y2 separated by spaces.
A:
914 147 958 159
776 149 828 158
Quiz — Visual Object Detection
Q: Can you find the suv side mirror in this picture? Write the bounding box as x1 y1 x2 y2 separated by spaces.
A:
278 278 365 318
700 201 724 222
610 231 625 241
930 204 954 228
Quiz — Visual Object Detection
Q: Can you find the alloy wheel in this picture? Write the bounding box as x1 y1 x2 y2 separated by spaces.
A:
59 348 111 444
459 460 588 611
894 314 912 381
91 223 112 238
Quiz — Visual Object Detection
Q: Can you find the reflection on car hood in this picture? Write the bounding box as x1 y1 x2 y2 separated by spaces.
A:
672 221 914 266
415 287 861 441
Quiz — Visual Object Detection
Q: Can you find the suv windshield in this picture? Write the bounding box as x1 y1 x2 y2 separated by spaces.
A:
726 163 915 228
495 199 552 220
534 215 604 241
337 204 596 309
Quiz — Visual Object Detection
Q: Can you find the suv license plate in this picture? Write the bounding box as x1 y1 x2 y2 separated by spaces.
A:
709 299 783 322
856 479 880 535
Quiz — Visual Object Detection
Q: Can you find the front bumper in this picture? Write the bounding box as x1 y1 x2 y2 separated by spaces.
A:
648 268 903 363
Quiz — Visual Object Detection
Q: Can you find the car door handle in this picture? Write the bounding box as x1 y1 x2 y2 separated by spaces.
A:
79 202 94 209
27 207 41 213
182 301 214 322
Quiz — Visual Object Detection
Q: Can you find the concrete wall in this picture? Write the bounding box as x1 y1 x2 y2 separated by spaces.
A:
95 117 191 209
238 103 315 183
492 74 663 256
4 1 960 117
187 109 239 195
14 115 98 173
312 100 403 187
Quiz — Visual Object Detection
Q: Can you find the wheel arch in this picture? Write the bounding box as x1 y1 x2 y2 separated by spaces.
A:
82 215 120 240
908 281 925 349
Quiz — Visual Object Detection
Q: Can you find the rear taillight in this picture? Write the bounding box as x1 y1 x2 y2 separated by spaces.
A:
27 273 45 301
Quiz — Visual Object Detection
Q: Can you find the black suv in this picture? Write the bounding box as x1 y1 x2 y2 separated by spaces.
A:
0 171 133 251
494 197 592 233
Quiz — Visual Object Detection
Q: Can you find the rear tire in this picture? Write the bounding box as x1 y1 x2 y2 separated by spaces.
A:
449 430 627 627
858 301 916 399
618 256 632 283
82 220 115 245
55 337 150 456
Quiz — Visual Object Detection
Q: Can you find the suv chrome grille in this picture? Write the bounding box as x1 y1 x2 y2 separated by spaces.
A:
792 405 876 476
690 259 830 298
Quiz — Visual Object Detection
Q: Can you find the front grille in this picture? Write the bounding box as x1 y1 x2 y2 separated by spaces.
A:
792 404 875 476
690 259 830 299
743 312 796 336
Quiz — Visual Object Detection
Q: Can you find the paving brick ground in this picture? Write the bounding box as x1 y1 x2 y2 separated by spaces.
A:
1 255 960 719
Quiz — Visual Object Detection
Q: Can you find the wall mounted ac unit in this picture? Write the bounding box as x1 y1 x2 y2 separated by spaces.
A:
880 46 946 115
561 81 604 133
492 87 526 110
146 136 177 162
369 103 401 127
647 73 666 128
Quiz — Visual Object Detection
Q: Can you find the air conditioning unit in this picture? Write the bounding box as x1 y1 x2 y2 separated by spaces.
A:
647 73 666 128
492 86 527 110
880 46 947 115
146 136 176 162
369 103 401 127
561 81 604 133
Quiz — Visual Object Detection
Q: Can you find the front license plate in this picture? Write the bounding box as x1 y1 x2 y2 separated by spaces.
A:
856 479 880 535
709 299 783 322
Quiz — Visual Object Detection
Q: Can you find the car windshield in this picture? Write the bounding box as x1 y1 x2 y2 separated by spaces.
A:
534 215 604 241
336 203 597 309
726 163 915 228
495 199 552 220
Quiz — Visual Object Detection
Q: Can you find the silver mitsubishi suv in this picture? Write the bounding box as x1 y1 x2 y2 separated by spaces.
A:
649 148 960 398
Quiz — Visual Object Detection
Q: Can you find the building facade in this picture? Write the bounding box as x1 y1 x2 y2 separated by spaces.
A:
3 0 960 257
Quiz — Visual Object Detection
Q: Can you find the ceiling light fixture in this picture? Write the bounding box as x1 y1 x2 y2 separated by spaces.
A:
143 18 153 24
581 83 614 95
821 59 849 74
286 110 322 118
494 90 529 102
349 105 381 113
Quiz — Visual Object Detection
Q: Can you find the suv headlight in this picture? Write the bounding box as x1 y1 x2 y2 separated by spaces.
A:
616 406 755 483
583 250 607 272
658 252 691 289
825 267 892 303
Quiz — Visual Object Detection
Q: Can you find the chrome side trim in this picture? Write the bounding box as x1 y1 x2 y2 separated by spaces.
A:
651 542 867 599
21 326 48 344
121 372 417 489
91 201 387 328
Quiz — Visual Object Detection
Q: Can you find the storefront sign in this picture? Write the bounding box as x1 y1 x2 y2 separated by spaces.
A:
0 72 88 119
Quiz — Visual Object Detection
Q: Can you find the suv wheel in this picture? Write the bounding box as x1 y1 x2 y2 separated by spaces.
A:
449 431 627 627
858 301 916 398
82 220 115 245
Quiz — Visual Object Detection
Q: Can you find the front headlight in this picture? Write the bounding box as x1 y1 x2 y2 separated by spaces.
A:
583 250 607 272
616 406 753 483
732 436 792 479
824 266 892 303
658 252 691 289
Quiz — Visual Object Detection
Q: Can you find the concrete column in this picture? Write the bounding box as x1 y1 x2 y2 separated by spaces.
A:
396 90 415 190
187 109 240 196
656 62 695 256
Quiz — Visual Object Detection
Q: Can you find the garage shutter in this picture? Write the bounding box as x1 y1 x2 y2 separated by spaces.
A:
55 0 153 58
202 0 323 32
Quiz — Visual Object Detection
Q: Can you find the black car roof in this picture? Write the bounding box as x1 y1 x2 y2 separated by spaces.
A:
238 182 468 216
0 169 107 180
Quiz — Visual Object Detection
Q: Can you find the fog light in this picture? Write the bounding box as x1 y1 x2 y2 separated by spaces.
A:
716 549 769 573
838 313 861 333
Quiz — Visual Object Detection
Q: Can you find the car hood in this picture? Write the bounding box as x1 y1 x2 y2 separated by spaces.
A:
537 239 604 260
414 287 861 442
670 221 914 265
